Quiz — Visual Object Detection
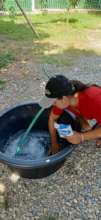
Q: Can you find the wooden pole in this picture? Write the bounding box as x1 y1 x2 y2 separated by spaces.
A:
15 0 39 38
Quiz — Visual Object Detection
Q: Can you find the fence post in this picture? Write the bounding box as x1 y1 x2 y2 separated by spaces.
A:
32 0 35 11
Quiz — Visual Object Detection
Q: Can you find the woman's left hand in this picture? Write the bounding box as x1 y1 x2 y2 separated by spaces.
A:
64 132 83 144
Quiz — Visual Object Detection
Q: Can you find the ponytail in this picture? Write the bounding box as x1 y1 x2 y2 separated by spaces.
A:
70 80 101 94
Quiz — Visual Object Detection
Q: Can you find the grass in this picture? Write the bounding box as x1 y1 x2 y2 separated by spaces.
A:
0 79 6 84
39 215 57 220
0 79 6 90
0 52 15 68
0 12 101 66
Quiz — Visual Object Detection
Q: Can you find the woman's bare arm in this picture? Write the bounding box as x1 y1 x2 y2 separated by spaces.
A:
83 126 101 141
48 111 60 154
64 126 101 145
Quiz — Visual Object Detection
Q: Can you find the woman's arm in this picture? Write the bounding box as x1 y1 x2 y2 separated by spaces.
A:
48 111 60 154
83 126 101 141
64 126 101 145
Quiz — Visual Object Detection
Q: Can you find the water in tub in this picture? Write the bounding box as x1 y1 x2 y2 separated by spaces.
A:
4 131 51 160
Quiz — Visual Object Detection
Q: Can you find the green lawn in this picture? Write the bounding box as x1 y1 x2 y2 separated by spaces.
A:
0 12 101 67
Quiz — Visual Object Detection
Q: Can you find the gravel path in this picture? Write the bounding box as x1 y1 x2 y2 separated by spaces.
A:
0 54 101 220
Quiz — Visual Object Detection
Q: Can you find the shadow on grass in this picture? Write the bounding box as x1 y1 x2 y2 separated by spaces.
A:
31 12 101 25
0 19 50 41
0 16 100 67
33 17 67 25
34 17 79 25
32 40 100 66
88 11 101 16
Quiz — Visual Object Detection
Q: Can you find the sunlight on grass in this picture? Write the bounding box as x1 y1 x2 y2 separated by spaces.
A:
0 13 101 65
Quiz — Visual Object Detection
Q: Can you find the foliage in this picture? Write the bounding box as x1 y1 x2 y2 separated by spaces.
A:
68 17 78 23
0 79 6 90
0 52 15 68
0 0 5 10
40 0 48 8
0 79 6 85
9 6 16 19
68 0 80 8
39 0 48 15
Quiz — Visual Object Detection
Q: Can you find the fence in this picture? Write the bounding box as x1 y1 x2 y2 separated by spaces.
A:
3 0 101 12
4 0 32 12
35 0 101 9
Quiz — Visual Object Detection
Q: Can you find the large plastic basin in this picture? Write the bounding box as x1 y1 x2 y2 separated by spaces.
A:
0 102 81 178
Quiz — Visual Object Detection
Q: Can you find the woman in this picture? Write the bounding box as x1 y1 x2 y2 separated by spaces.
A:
44 74 101 154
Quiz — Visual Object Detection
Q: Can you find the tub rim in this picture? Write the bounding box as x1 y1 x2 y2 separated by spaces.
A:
0 147 73 169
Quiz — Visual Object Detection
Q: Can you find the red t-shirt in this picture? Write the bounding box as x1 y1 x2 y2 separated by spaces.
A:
52 86 101 125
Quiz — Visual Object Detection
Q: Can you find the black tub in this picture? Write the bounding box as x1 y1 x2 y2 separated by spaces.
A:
0 103 81 179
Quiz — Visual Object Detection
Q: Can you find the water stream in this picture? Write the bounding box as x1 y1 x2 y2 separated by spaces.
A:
4 130 50 160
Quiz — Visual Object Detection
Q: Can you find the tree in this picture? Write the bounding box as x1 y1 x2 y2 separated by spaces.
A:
40 0 48 8
68 0 80 8
0 0 5 10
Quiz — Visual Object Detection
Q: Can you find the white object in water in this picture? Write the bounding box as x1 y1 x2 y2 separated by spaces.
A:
46 159 50 163
54 123 74 138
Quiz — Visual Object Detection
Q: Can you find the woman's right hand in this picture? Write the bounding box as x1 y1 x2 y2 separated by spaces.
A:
48 143 60 155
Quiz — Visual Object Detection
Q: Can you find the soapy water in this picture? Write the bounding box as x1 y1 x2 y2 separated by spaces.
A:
4 130 51 160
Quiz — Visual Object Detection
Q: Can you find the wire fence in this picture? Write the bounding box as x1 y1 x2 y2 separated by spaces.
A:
35 0 101 9
3 0 32 12
2 0 101 12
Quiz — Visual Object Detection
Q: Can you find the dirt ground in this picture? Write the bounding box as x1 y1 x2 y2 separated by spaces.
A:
0 50 101 219
0 14 101 219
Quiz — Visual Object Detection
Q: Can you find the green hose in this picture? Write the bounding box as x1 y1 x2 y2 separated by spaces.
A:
15 108 44 155
15 64 53 156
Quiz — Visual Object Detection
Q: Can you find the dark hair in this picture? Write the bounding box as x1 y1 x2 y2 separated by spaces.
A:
70 80 101 94
70 80 88 93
